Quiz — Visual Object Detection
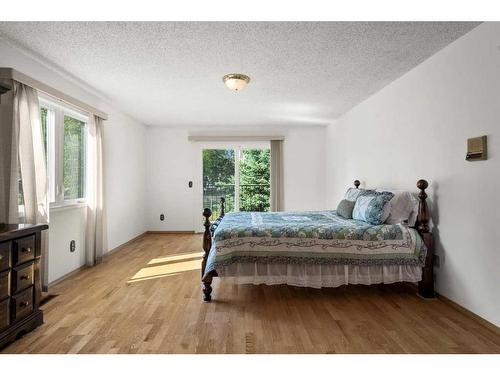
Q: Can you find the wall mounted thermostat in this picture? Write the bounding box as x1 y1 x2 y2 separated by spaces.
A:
466 135 487 161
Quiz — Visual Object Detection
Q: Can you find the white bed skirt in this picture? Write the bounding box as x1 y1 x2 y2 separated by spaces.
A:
217 262 422 289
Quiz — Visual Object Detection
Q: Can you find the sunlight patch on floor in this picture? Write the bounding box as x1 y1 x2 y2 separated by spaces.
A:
128 258 201 284
147 251 204 265
128 272 185 283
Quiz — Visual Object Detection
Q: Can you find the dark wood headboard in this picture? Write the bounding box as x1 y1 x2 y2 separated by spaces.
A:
353 179 433 298
353 179 430 234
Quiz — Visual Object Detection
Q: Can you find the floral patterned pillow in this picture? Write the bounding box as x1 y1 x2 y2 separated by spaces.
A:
352 191 394 225
344 187 376 202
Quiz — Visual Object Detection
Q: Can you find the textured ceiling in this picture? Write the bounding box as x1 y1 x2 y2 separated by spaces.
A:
0 22 479 127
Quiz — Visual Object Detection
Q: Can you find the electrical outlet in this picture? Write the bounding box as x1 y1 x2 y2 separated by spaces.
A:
434 254 440 268
70 240 76 253
160 214 165 221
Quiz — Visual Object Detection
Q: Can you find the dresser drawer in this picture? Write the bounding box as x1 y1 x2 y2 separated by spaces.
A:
12 262 34 294
0 241 11 271
0 298 9 331
12 286 33 322
14 235 35 266
0 270 10 301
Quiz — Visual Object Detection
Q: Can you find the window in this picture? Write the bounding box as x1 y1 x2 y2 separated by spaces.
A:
40 97 89 207
40 107 48 163
203 149 235 217
63 115 86 200
239 149 270 212
202 147 270 220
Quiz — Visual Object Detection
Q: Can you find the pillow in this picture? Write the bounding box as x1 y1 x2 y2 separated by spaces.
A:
407 200 419 227
376 189 419 225
336 199 356 219
352 191 394 225
344 187 375 202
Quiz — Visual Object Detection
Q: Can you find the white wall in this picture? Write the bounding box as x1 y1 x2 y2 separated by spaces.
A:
146 126 327 232
146 128 196 231
102 110 147 251
48 207 87 282
0 38 148 283
325 23 499 326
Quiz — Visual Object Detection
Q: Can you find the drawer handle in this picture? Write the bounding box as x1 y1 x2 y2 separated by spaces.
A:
20 275 30 280
19 301 30 308
21 247 32 254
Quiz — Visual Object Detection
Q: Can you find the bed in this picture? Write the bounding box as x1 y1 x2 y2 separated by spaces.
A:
201 179 434 302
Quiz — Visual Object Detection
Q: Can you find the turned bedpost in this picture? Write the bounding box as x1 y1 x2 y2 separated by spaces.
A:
416 179 435 299
201 208 213 301
201 208 212 272
201 208 213 302
416 179 430 233
220 197 226 217
354 180 360 189
201 208 212 278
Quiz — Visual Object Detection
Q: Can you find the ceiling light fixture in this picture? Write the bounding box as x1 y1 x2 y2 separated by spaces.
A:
222 73 250 91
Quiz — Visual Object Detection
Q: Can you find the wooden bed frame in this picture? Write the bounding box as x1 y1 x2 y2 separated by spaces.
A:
201 179 434 302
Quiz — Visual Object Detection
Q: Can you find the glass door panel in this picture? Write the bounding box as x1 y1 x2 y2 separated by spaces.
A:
202 149 235 220
239 149 271 212
202 147 271 221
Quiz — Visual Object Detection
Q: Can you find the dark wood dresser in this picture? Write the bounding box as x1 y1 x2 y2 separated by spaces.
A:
0 223 48 349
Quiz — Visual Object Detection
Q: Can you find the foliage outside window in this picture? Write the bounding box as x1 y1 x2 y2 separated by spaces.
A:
202 148 270 220
239 149 270 212
203 149 235 218
63 115 86 200
40 107 48 163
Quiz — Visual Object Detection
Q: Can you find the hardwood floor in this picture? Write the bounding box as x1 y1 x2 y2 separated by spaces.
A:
2 233 500 354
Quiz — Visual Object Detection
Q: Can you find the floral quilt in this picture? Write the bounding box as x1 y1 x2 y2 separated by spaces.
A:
203 210 426 278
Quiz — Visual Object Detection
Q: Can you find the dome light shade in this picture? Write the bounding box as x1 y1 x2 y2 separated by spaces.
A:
223 73 250 91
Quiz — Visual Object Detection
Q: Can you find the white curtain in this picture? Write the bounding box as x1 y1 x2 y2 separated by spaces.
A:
15 82 48 224
270 140 284 211
0 80 49 289
85 114 106 266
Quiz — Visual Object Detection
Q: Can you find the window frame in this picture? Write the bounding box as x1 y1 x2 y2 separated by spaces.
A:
39 95 89 210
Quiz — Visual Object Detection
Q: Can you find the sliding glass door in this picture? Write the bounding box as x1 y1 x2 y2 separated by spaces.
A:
239 149 270 212
202 149 235 219
202 147 270 220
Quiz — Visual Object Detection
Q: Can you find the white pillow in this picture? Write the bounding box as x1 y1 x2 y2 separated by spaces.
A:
344 187 365 202
376 188 419 225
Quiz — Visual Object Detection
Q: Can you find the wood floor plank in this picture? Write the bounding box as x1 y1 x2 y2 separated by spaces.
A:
2 233 499 354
